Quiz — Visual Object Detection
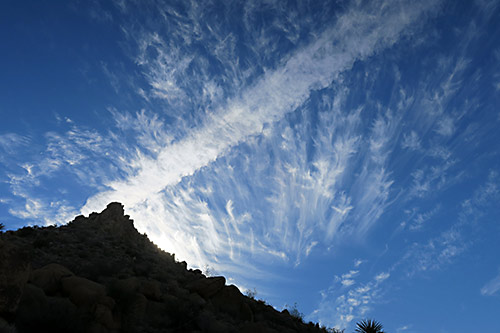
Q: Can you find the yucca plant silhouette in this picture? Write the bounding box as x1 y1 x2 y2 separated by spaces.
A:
354 319 385 333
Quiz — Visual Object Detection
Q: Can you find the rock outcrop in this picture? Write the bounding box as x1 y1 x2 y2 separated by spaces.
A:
0 203 329 333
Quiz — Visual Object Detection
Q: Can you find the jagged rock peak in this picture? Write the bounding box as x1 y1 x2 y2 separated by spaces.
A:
68 202 138 241
104 202 125 216
74 202 127 223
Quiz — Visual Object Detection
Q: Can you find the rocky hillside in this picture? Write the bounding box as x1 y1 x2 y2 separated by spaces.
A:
0 203 330 333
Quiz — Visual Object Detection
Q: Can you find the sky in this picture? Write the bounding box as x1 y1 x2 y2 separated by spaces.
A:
1 0 499 331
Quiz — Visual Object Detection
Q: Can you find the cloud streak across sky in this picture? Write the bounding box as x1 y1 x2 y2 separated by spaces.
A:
81 0 441 266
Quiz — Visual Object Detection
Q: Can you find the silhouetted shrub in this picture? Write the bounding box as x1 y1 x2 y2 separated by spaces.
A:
286 302 304 321
244 288 258 299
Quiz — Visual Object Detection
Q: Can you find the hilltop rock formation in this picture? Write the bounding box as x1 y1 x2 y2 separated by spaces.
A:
0 203 329 333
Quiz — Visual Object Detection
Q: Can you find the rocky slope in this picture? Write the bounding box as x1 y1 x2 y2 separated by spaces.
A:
0 203 329 333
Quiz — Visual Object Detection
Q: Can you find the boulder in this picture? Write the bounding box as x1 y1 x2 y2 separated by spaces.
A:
61 276 106 308
121 293 148 328
186 276 226 299
15 285 86 332
93 303 115 330
14 284 48 330
188 292 206 307
112 277 140 295
46 296 82 331
212 285 254 322
97 295 116 310
30 263 74 295
196 309 233 333
145 300 172 328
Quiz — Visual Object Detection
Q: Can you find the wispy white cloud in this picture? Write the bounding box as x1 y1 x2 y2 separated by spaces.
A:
402 172 499 275
435 115 455 137
374 271 390 282
354 259 364 267
261 101 361 264
7 188 77 228
402 227 465 276
459 171 499 222
397 325 412 332
136 32 194 105
3 122 124 226
0 133 30 155
427 145 452 161
341 279 356 287
481 270 500 296
83 0 113 23
311 266 391 329
494 49 500 91
406 204 440 231
349 111 398 235
109 108 174 156
474 0 500 20
340 270 359 287
399 54 475 202
401 130 421 151
408 159 457 198
23 126 114 185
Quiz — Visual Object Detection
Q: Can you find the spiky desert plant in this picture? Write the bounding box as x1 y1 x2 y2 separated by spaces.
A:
354 319 384 333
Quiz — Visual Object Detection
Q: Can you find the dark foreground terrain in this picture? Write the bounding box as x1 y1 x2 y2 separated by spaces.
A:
0 203 330 333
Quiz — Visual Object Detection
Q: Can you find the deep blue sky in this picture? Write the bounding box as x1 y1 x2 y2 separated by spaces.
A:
1 1 500 331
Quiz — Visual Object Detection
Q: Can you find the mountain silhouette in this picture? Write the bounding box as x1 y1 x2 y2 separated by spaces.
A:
0 202 330 333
